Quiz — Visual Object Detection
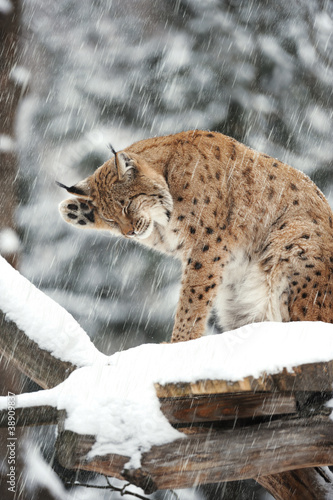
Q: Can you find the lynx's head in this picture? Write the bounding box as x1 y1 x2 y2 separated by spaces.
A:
58 150 173 240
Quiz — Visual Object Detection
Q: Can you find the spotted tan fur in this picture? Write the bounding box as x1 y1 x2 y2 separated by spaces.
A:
59 130 333 342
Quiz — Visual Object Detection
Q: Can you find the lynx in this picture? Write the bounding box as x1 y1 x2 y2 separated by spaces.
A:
58 130 333 343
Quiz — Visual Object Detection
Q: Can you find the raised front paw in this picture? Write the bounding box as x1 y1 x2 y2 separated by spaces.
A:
59 198 96 228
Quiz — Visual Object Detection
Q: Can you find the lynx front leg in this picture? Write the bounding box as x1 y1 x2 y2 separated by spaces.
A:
171 247 228 343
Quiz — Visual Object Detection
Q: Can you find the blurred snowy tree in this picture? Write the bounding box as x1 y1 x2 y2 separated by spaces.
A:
16 0 333 353
0 1 24 498
0 3 57 499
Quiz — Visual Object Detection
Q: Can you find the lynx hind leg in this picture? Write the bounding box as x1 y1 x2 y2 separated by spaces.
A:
59 198 96 228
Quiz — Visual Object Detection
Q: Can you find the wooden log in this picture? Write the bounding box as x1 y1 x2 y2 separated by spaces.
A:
156 362 333 499
0 311 77 389
1 386 327 429
257 467 333 500
155 360 333 397
55 430 127 481
0 406 60 428
159 392 297 423
2 392 295 431
55 415 333 493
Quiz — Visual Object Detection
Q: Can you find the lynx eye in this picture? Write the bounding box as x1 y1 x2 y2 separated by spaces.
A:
123 201 132 215
100 213 115 224
129 193 147 200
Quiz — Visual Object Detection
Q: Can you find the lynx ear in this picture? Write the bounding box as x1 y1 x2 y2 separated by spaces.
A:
55 180 92 200
116 152 137 182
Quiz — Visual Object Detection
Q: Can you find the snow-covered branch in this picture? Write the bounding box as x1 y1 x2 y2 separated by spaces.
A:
0 255 333 497
0 255 107 388
0 310 77 389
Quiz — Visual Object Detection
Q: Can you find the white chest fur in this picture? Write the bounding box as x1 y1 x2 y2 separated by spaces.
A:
215 249 289 331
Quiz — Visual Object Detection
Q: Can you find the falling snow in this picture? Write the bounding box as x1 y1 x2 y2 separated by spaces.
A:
0 134 15 153
0 0 12 15
1 0 333 498
0 228 20 255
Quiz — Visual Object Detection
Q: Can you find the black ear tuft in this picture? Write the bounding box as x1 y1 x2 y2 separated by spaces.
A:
66 185 88 196
108 143 119 173
55 181 69 190
56 181 88 197
108 143 117 156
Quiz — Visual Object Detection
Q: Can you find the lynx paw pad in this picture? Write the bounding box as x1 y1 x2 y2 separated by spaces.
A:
59 199 95 227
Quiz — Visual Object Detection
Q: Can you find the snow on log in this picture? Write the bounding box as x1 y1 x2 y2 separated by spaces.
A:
0 256 333 496
0 255 107 374
1 320 333 471
0 310 76 388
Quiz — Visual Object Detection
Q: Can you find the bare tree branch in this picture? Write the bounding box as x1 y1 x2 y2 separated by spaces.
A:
66 475 152 500
66 475 181 500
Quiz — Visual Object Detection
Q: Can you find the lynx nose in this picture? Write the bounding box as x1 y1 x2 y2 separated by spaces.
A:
119 219 135 237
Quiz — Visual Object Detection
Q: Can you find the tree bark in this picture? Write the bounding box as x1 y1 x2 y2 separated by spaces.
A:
257 467 333 500
159 391 297 423
55 415 333 494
